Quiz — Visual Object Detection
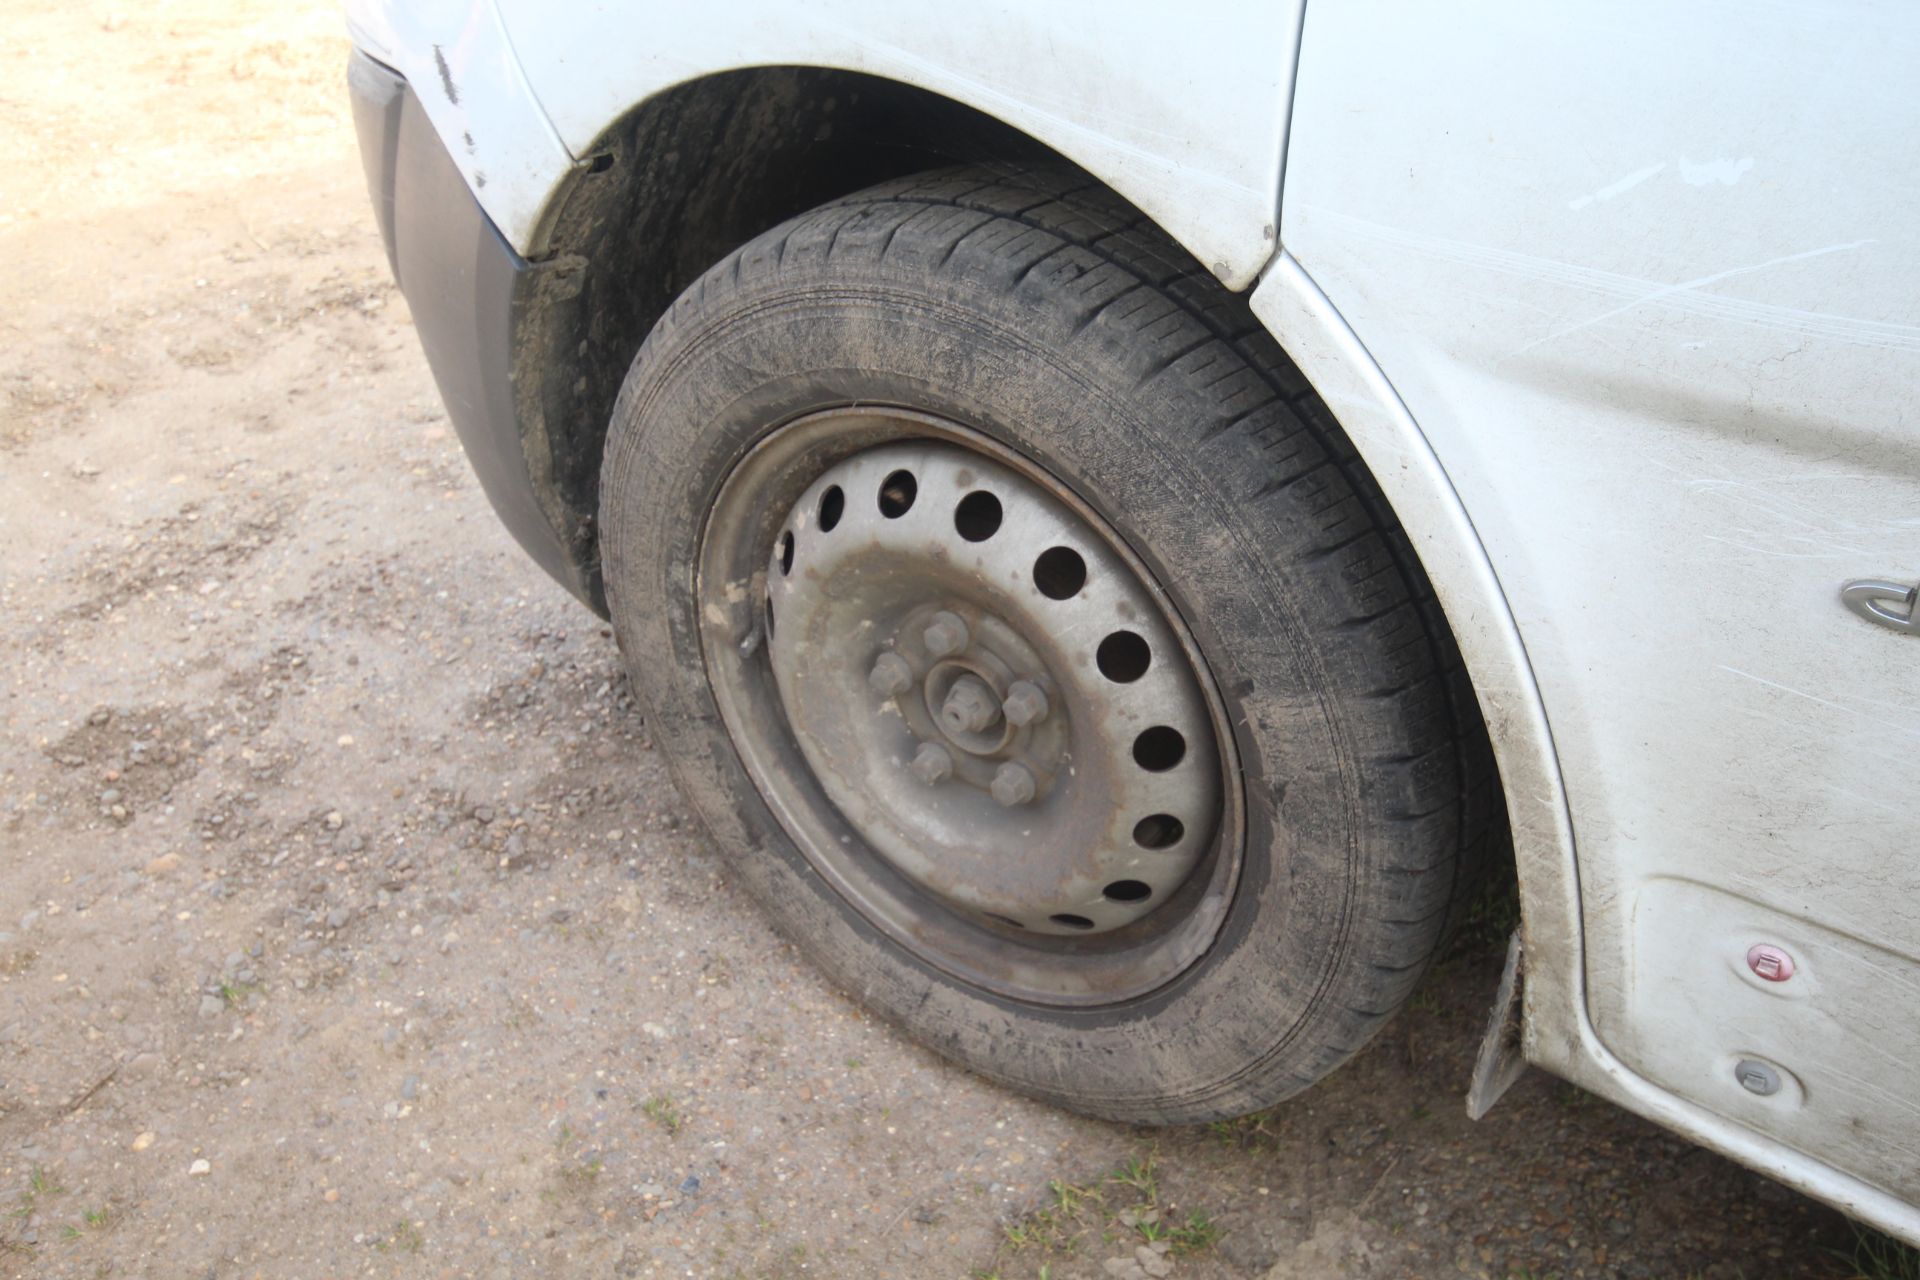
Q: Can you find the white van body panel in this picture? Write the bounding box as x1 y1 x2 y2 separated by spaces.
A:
489 0 1303 288
1277 0 1920 1233
344 0 574 248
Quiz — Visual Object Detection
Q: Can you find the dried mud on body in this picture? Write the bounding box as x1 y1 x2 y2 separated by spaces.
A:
0 3 1892 1278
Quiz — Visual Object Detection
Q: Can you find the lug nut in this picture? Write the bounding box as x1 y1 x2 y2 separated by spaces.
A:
990 762 1036 807
1002 680 1048 727
940 675 1002 734
922 610 970 657
911 743 953 785
868 652 913 697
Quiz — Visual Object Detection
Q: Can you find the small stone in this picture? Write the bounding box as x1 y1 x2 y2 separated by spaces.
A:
130 1131 155 1151
99 788 122 806
198 994 225 1018
1136 1245 1173 1278
323 1187 339 1203
187 1158 210 1176
400 1074 420 1101
324 811 343 830
326 906 352 930
145 853 182 876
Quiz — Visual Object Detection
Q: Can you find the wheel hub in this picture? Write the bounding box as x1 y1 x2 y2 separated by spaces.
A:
764 441 1220 936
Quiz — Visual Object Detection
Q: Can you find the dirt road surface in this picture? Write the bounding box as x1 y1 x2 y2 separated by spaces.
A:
0 3 1895 1277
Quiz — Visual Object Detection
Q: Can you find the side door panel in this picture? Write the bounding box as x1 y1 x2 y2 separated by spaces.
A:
1281 0 1920 1198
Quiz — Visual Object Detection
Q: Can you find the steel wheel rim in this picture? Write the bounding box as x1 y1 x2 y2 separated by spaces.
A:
697 408 1244 1006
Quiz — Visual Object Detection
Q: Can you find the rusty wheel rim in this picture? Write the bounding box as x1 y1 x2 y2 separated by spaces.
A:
697 408 1243 1006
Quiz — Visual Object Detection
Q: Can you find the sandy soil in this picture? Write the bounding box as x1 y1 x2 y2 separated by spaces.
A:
0 3 1890 1277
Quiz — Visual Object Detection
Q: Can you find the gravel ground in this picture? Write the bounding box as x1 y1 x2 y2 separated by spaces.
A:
0 3 1903 1277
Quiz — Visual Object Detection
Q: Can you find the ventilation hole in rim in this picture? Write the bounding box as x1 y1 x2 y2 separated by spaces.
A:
1102 879 1152 903
777 530 795 576
953 490 1003 542
984 913 1026 930
1132 726 1186 772
1032 546 1087 599
1095 630 1151 683
1132 813 1185 849
817 484 845 532
878 470 917 517
764 589 776 638
1049 913 1096 930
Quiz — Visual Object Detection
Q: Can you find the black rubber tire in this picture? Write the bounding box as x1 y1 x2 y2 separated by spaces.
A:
599 163 1500 1123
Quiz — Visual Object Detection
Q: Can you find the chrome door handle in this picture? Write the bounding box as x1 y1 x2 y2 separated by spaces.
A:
1841 579 1919 635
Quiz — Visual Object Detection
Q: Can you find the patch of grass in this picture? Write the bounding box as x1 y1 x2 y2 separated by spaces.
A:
1408 988 1442 1015
557 1156 603 1188
1002 1178 1093 1253
1110 1155 1158 1200
12 1167 65 1222
1135 1208 1221 1255
218 981 261 1006
374 1219 424 1253
641 1093 682 1135
1838 1224 1920 1280
991 1153 1223 1274
1206 1107 1284 1150
60 1204 113 1240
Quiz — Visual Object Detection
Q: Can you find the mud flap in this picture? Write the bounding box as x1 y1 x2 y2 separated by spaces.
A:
1466 931 1529 1119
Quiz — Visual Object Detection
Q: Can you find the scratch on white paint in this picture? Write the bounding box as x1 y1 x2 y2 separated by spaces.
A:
1680 155 1755 186
1568 162 1665 211
1719 665 1920 738
1508 239 1877 357
1296 207 1920 353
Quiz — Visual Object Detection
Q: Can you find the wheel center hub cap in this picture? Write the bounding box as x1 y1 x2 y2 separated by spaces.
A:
764 441 1220 937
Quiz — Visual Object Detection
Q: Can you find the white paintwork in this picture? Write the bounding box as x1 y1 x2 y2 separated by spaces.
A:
1280 0 1920 1239
1251 256 1920 1244
485 0 1301 288
344 0 1920 1241
345 0 575 250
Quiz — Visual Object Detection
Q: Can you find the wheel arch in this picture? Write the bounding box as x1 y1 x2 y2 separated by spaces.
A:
508 66 1139 612
1248 252 1581 1079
